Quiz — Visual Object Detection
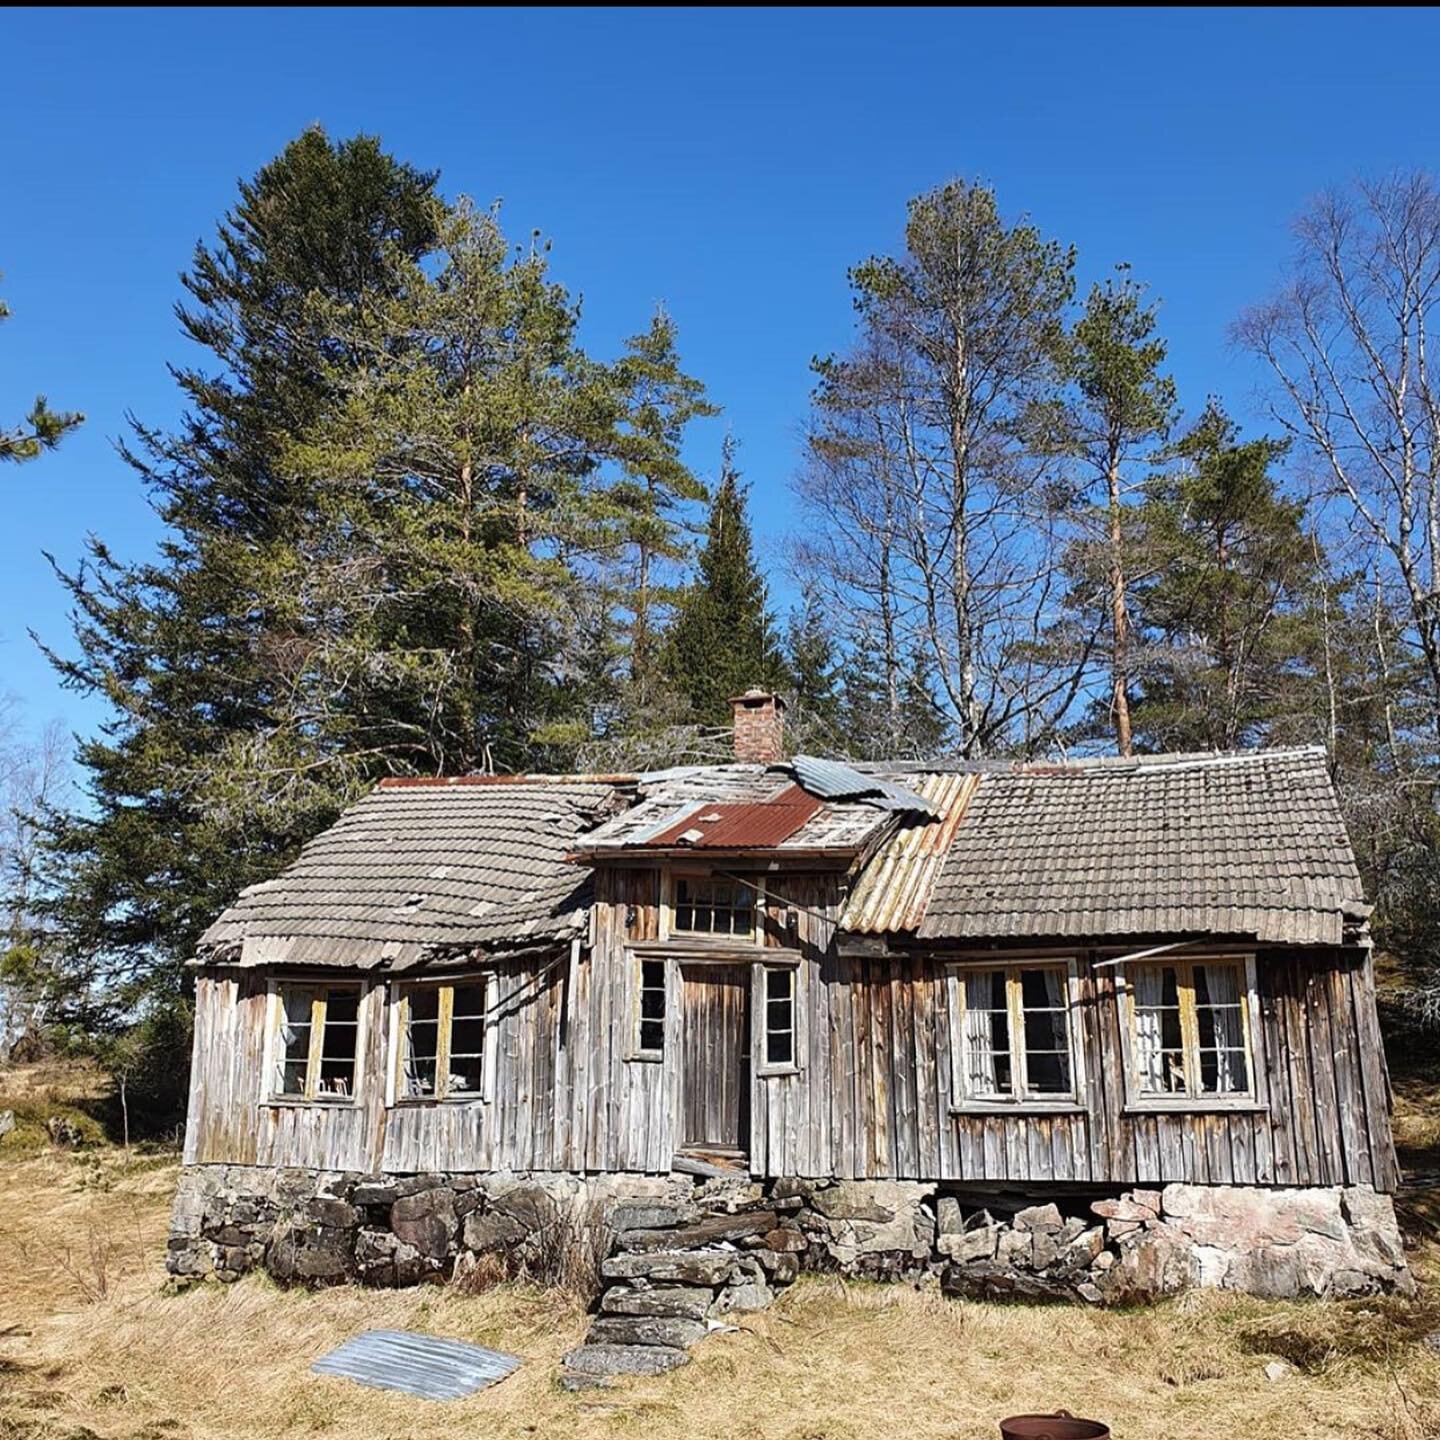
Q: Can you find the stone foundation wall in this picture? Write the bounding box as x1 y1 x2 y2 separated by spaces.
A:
167 1165 1413 1311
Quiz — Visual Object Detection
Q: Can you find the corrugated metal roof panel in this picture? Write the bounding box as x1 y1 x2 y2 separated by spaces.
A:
646 783 822 849
840 772 980 933
788 755 937 814
312 1329 521 1400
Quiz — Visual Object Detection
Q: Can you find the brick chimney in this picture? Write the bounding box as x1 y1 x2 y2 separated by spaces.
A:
730 688 786 764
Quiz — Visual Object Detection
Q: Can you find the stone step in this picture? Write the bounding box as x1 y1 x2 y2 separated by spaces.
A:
600 1285 714 1320
586 1315 709 1349
601 1249 739 1285
561 1343 691 1379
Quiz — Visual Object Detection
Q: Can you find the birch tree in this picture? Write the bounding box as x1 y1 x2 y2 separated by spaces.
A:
1237 172 1440 749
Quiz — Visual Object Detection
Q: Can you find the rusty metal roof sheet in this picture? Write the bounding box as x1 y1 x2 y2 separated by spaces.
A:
839 772 980 933
571 765 893 856
645 783 822 849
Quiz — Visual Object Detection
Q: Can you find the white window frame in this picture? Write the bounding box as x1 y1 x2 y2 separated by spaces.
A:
261 979 368 1106
755 956 803 1077
946 959 1084 1113
660 867 765 946
385 975 496 1106
1116 953 1262 1112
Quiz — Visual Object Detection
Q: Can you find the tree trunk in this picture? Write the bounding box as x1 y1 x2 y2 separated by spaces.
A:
1107 440 1132 756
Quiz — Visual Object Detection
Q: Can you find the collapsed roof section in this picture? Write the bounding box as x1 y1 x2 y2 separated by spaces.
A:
567 755 936 861
197 776 627 971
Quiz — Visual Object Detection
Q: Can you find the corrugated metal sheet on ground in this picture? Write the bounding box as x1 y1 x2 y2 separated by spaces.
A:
312 1329 521 1400
646 782 821 848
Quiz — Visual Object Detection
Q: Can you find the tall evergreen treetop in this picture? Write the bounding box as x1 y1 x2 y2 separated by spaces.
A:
34 130 444 1020
1 278 83 463
665 439 787 727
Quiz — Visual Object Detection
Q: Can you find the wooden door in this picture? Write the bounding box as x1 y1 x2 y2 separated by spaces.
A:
679 964 751 1156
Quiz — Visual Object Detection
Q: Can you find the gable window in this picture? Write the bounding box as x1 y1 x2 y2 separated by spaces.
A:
271 983 363 1102
396 978 490 1102
762 965 796 1068
949 963 1077 1107
673 875 754 939
636 958 667 1057
1127 959 1252 1101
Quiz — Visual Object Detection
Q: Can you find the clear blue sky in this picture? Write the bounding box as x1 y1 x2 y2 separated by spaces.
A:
1 6 1434 749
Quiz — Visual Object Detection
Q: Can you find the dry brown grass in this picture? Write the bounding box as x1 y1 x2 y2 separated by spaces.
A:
1 1147 1438 1440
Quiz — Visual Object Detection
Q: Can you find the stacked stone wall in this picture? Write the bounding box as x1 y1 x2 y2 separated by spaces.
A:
167 1164 1414 1351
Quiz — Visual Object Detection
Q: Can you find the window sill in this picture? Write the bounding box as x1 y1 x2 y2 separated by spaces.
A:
757 1065 801 1079
1123 1099 1268 1116
626 1051 664 1064
261 1097 361 1109
387 1096 488 1109
950 1101 1087 1117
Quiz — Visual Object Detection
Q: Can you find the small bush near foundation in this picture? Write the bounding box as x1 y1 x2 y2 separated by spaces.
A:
451 1194 610 1305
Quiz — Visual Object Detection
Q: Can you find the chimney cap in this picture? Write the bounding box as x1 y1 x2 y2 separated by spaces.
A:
729 688 786 708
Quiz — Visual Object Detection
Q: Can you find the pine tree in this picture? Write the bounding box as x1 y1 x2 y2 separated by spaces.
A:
282 200 712 775
1 279 82 462
608 311 718 712
1050 270 1177 753
664 439 787 726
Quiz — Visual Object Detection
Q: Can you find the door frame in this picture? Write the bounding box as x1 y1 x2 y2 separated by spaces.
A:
675 958 752 1158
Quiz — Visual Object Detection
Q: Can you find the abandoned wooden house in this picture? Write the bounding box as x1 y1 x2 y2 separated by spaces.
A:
169 688 1413 1339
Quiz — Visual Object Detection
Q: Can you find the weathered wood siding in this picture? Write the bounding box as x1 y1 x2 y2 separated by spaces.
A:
185 864 1399 1190
799 944 1398 1190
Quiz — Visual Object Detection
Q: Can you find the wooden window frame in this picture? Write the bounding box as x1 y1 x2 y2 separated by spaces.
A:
755 956 803 1077
945 959 1084 1114
261 979 367 1107
1116 954 1263 1113
660 867 765 947
628 952 671 1062
386 975 496 1107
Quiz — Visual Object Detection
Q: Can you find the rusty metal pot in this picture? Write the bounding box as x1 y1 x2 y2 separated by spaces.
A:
999 1410 1110 1440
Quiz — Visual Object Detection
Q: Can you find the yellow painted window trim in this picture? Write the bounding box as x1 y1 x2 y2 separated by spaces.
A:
947 959 1081 1107
264 980 365 1105
391 977 491 1104
1121 956 1256 1103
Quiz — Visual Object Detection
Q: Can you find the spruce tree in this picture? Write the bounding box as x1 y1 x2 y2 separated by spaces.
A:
785 587 843 752
1 279 82 462
34 129 441 1035
664 439 787 726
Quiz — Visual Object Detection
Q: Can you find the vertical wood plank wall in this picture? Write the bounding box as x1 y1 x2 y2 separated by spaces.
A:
184 866 1399 1191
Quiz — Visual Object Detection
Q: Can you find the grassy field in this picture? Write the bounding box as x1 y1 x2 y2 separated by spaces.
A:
2 1059 1439 1440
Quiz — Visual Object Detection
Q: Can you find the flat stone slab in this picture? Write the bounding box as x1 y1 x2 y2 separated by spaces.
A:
561 1343 690 1378
601 1249 737 1285
312 1329 520 1400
